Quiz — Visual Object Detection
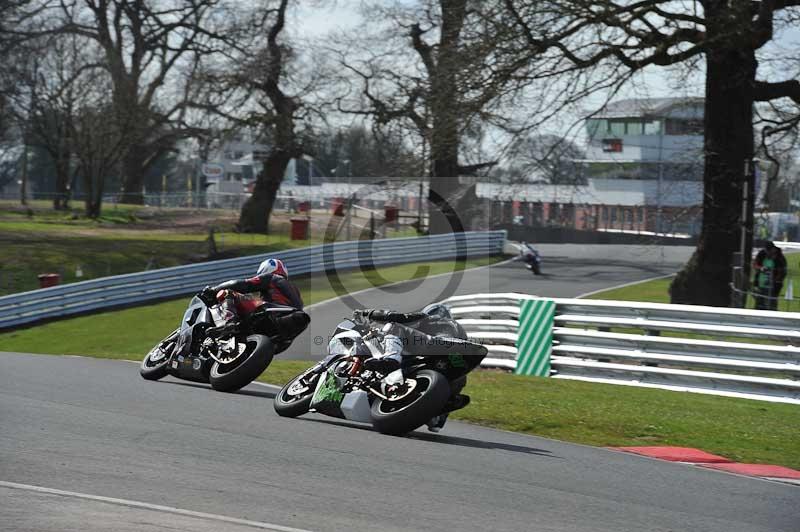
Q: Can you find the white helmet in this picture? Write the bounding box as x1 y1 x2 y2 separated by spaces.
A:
257 258 288 278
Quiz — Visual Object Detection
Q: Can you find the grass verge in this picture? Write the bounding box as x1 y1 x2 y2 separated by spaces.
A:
0 256 501 358
0 200 422 295
586 252 800 312
255 363 800 469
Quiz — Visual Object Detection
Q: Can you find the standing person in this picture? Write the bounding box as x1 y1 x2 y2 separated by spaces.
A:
752 242 787 310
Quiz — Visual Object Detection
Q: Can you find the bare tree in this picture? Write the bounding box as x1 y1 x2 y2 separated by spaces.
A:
195 0 327 233
501 133 586 184
504 0 800 306
334 0 617 233
8 34 88 209
70 71 124 218
10 0 228 204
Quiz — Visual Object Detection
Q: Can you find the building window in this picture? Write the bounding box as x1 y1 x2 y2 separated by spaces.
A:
602 206 608 221
602 138 623 152
611 207 618 222
608 121 626 136
586 119 607 138
665 119 703 135
644 120 662 135
626 121 644 135
233 151 244 159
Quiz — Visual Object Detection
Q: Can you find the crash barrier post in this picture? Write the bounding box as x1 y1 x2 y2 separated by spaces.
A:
0 231 506 330
514 299 555 377
440 293 800 404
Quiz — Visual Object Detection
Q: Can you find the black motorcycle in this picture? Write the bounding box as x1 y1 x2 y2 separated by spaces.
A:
273 308 487 435
139 292 292 392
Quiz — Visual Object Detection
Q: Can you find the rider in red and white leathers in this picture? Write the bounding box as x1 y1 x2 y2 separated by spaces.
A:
201 258 309 344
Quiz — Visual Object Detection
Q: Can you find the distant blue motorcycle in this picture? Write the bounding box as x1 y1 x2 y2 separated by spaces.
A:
519 243 542 276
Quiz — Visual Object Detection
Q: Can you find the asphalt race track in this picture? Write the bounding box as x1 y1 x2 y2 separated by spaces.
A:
1 354 797 532
285 244 694 359
2 244 798 531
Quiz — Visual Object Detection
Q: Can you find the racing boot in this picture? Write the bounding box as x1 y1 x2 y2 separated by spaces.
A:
443 394 471 413
427 413 449 433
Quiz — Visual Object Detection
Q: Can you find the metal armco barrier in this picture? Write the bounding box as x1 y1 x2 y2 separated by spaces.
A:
0 231 506 330
441 293 800 405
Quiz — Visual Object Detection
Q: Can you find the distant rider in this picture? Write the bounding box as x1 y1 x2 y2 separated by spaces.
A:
520 240 540 260
200 258 309 345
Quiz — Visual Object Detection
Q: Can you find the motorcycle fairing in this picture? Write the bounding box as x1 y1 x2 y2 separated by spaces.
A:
309 369 346 418
181 296 214 331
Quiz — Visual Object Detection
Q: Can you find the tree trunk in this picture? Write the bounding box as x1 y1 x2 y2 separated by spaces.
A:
119 145 146 205
670 20 756 306
426 0 468 235
238 151 291 233
82 171 96 218
428 155 465 234
53 155 71 210
19 141 29 206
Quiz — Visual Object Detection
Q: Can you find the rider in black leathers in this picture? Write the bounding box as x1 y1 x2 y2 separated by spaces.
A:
353 305 479 431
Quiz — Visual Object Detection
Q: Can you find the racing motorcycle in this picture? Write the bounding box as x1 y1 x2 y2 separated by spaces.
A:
520 246 542 275
139 292 292 392
273 306 487 435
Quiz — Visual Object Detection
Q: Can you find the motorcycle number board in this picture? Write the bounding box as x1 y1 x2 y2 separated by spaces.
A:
515 299 555 377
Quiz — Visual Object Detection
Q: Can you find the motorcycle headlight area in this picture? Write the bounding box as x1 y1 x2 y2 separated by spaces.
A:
328 329 362 356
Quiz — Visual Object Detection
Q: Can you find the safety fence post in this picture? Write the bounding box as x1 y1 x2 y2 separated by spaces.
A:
514 298 555 377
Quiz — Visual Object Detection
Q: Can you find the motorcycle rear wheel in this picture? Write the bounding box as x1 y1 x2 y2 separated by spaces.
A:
209 334 274 392
140 329 179 381
370 369 450 436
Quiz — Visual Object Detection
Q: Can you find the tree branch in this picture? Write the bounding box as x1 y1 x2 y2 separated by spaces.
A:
754 80 800 103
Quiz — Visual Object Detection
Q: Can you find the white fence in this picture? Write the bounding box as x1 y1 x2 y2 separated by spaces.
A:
0 231 506 330
442 293 800 405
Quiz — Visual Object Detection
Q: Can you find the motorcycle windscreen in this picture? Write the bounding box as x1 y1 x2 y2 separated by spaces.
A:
309 369 346 418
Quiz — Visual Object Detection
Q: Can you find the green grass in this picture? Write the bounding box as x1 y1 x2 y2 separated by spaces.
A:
251 364 800 469
587 253 800 313
0 256 500 358
0 229 323 295
585 276 673 303
451 372 800 469
0 200 421 295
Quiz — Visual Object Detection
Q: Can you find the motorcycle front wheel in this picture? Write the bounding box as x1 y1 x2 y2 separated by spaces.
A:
209 334 274 392
370 369 450 436
140 329 179 381
274 369 321 418
532 262 541 275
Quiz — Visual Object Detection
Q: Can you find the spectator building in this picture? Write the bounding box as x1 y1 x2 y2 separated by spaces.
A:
483 97 706 236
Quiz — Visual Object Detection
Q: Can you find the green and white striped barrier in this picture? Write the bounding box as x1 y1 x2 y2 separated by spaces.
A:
514 299 555 376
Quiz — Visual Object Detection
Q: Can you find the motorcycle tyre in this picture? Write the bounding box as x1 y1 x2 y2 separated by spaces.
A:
140 329 179 381
209 334 274 393
273 369 321 418
370 369 450 436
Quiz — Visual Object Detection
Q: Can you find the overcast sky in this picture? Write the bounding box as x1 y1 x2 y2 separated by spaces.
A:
291 1 800 148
